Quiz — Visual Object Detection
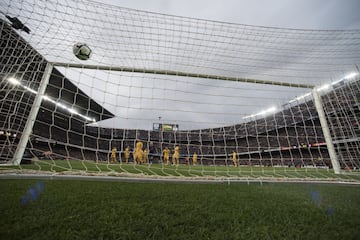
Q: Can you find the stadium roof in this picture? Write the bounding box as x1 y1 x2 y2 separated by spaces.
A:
0 19 114 127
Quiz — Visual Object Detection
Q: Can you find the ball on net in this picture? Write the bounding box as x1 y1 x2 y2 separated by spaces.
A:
73 42 92 60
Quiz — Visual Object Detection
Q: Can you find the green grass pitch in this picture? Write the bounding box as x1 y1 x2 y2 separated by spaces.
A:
0 179 359 240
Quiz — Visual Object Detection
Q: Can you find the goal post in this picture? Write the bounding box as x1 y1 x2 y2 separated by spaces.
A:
312 88 341 174
10 63 53 165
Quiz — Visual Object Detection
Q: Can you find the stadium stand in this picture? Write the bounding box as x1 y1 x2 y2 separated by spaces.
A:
1 18 359 170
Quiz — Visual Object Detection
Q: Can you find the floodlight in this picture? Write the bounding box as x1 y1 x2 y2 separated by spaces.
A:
8 77 20 85
316 84 330 92
24 86 38 94
344 72 358 80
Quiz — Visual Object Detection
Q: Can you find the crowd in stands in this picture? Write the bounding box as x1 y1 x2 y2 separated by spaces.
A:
1 78 357 170
25 78 360 170
26 100 332 168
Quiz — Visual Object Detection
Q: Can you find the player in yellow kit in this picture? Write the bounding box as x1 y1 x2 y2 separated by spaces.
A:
172 146 179 165
134 141 143 164
232 150 238 167
192 152 198 166
163 147 170 165
124 146 130 163
110 146 117 163
143 149 148 164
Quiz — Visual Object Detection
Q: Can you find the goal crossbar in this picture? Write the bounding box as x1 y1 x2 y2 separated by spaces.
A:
52 62 315 89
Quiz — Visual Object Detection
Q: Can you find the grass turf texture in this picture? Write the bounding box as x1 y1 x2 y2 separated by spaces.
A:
0 180 359 240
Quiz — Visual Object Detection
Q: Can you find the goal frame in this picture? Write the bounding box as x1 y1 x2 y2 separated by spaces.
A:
8 61 341 175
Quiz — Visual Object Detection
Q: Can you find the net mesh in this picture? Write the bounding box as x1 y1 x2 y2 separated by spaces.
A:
1 0 360 181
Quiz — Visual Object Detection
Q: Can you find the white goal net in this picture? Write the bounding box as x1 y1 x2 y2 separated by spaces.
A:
1 0 360 182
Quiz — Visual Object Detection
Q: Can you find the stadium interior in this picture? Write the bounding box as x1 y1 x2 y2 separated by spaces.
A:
0 18 359 170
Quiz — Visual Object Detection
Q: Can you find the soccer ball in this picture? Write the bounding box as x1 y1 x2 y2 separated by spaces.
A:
73 42 92 60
